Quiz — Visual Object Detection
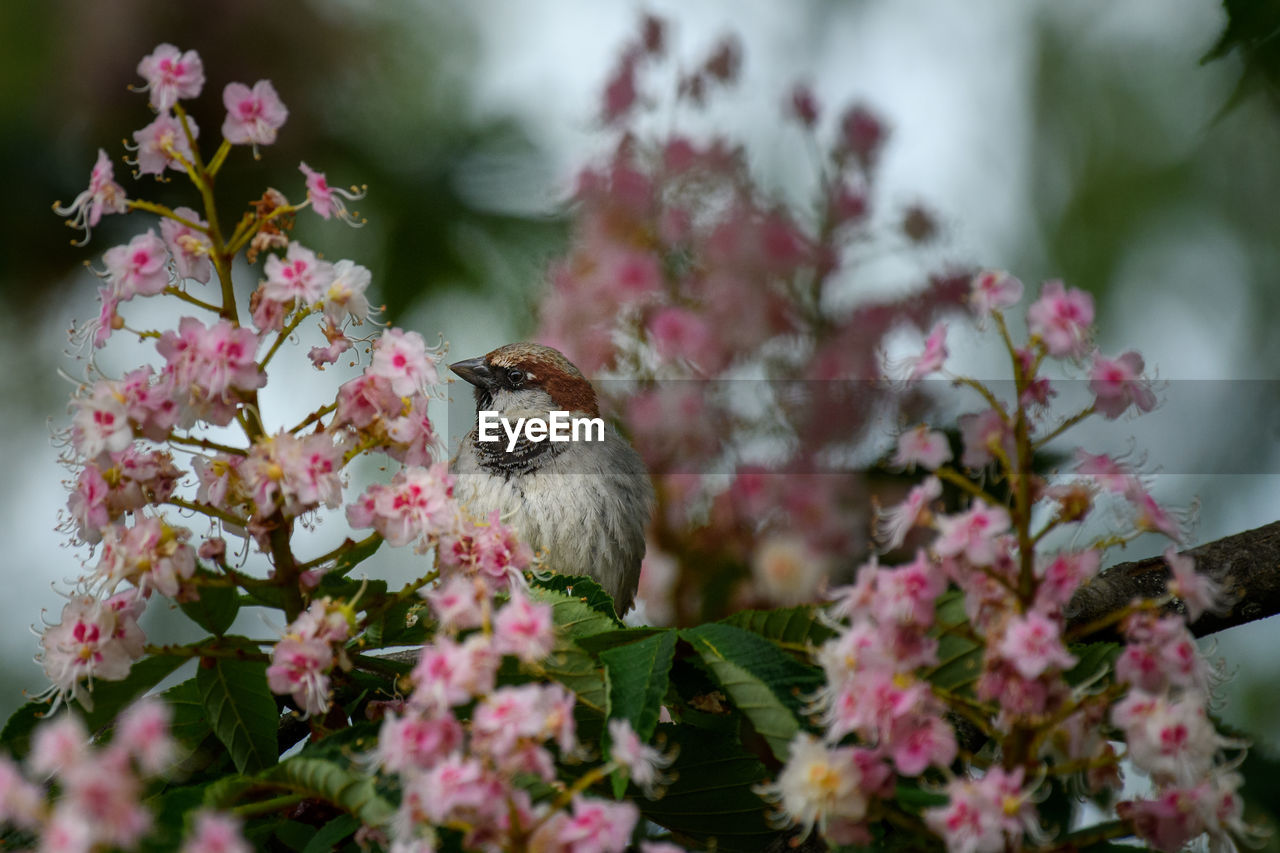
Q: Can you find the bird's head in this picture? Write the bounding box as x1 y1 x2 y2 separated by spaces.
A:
449 343 600 418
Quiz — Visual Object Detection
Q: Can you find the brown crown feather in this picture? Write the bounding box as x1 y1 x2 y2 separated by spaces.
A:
485 343 599 417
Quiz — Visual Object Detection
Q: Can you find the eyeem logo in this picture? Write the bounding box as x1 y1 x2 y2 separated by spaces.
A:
478 410 605 452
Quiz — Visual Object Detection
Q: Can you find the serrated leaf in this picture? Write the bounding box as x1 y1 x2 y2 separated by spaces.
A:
600 630 676 741
639 723 775 853
926 590 984 693
181 581 240 636
541 637 608 714
162 678 212 747
80 654 188 730
302 814 361 853
576 627 669 655
529 574 624 626
197 655 279 774
263 756 395 827
327 535 384 581
681 623 822 761
721 606 835 647
139 784 208 853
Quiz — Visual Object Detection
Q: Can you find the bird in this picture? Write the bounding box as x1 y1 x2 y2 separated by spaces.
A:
448 343 653 615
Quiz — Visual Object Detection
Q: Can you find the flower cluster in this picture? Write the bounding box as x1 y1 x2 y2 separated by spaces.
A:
536 13 970 623
0 697 249 852
757 272 1246 852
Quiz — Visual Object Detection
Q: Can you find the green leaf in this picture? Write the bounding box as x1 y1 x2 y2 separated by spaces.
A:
680 623 822 761
927 591 984 693
162 678 213 747
181 580 240 636
140 784 208 853
542 637 608 714
721 606 836 647
1063 642 1120 686
203 773 256 808
576 627 669 655
639 723 776 853
327 535 384 581
529 574 625 627
80 654 189 730
302 814 361 853
364 599 429 649
197 654 279 773
0 700 51 760
262 756 395 827
600 630 676 741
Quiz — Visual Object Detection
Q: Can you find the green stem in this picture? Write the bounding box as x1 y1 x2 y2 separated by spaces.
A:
206 139 233 178
934 466 1002 507
1033 404 1097 451
296 533 382 573
289 402 337 435
162 286 222 314
231 793 306 819
125 200 208 232
144 642 269 662
167 433 247 457
164 497 248 529
358 569 438 631
260 309 311 370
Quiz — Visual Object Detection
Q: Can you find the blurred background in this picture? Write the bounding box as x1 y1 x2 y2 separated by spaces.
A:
3 0 1279 759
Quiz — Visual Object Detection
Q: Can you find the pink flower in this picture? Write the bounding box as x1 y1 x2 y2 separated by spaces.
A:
1027 280 1094 358
996 611 1077 680
159 207 213 283
263 242 334 307
969 270 1023 316
157 316 265 422
299 162 365 224
877 476 941 551
925 767 1037 853
370 328 441 396
422 574 485 632
756 733 875 841
933 501 1011 566
647 306 723 372
607 719 674 795
71 380 133 459
1089 350 1157 419
242 431 346 517
751 534 828 606
906 322 948 380
0 755 43 829
873 550 944 627
321 259 372 324
266 636 333 718
335 372 402 429
37 592 146 710
221 80 288 147
29 713 90 776
103 230 170 300
1123 480 1184 541
94 515 196 597
533 795 639 853
1073 449 1136 493
1112 691 1225 786
131 112 197 177
789 84 820 126
409 636 498 713
1033 550 1101 613
181 811 251 853
136 44 205 111
375 711 464 773
893 426 952 471
1118 788 1206 853
116 697 176 775
348 464 456 550
56 748 151 848
957 409 1012 470
438 512 534 590
888 713 957 776
53 149 128 243
1164 546 1225 623
840 104 886 169
493 590 554 662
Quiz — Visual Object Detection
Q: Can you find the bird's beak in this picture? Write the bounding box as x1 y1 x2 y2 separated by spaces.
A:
449 357 496 390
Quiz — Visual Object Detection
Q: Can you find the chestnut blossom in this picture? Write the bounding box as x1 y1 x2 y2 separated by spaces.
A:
529 795 639 853
262 241 334 307
0 756 43 829
906 321 948 380
375 711 464 774
266 636 334 718
347 463 457 550
969 270 1023 316
103 229 171 300
130 112 197 177
181 811 251 853
241 430 346 517
299 162 365 224
437 511 533 590
1090 350 1157 419
159 206 213 283
1123 480 1184 541
409 635 500 714
321 258 372 324
370 328 442 396
1112 691 1228 786
957 408 1012 470
221 80 288 147
52 149 128 243
94 514 196 597
29 713 90 776
70 380 133 460
422 574 486 632
492 590 555 662
933 501 1011 566
607 718 674 795
37 591 146 710
1027 280 1094 358
157 316 265 424
757 733 881 843
136 43 205 111
995 610 1077 680
1164 546 1225 622
876 476 941 551
115 697 177 775
751 534 828 605
892 425 952 471
924 767 1039 853
1073 449 1137 493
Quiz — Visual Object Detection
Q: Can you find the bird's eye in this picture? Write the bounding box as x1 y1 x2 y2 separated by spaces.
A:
506 368 526 386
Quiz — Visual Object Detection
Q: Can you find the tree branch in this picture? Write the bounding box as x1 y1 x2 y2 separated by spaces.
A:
1066 520 1280 638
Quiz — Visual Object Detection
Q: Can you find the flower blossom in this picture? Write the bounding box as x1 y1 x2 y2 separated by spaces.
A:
136 43 205 111
934 501 1011 566
608 719 675 795
221 80 288 148
906 321 948 380
757 733 888 844
348 463 456 550
1027 280 1094 358
52 150 128 244
94 514 195 597
103 230 171 300
37 591 146 710
299 162 366 224
159 206 213 283
438 511 534 590
995 610 1077 680
130 112 197 177
370 328 442 396
181 811 251 853
492 590 555 662
1164 546 1225 623
241 431 347 518
1090 350 1157 419
892 426 952 471
876 476 941 550
969 270 1023 316
925 767 1039 853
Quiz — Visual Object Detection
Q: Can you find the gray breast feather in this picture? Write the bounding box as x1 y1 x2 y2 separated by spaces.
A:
452 426 653 613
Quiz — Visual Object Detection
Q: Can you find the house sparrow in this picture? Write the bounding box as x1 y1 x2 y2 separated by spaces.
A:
449 343 653 614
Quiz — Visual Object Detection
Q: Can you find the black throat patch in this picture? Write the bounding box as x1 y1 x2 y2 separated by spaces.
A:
471 420 568 478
